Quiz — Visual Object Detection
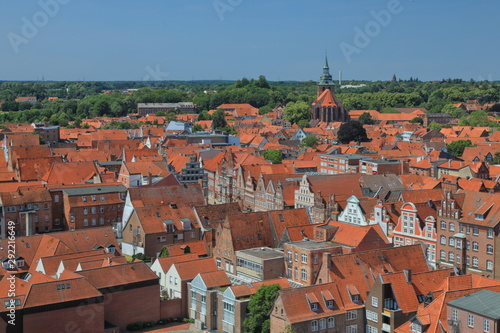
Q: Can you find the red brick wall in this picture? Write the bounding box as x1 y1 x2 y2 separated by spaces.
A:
24 303 105 333
104 285 160 330
160 298 182 319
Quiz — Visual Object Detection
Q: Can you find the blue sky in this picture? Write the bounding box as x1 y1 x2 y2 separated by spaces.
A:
0 0 498 82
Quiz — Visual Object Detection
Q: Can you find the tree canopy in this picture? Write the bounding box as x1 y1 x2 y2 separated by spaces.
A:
301 136 319 148
212 108 227 130
243 284 281 333
261 150 282 164
446 140 475 157
337 121 369 144
283 101 310 124
358 112 375 125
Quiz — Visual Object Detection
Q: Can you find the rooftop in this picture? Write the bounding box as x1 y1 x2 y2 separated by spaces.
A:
287 240 340 251
60 184 128 196
236 247 284 260
447 289 500 319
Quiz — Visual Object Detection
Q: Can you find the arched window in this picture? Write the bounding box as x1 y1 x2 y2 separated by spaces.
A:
311 320 318 332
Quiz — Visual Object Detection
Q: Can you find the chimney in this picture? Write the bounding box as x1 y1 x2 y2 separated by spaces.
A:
323 252 332 269
148 172 152 185
448 159 452 168
403 269 411 283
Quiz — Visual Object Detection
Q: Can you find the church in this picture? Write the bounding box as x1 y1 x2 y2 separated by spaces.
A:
310 56 349 123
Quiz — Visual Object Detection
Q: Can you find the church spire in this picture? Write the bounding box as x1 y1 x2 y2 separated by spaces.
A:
318 54 335 88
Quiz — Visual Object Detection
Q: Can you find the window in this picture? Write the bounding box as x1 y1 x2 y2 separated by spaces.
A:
327 317 335 328
366 310 378 322
456 239 462 249
466 256 470 266
82 196 87 202
54 195 60 203
448 252 454 261
294 252 298 262
472 241 479 251
484 319 490 332
452 309 458 321
468 313 474 327
294 267 298 279
473 226 479 235
487 244 493 254
487 228 494 238
311 320 318 332
301 269 307 281
346 310 357 320
55 218 60 225
486 260 493 271
346 325 357 333
456 254 461 265
440 221 446 229
372 296 378 307
91 207 97 214
367 325 378 333
472 257 479 267
449 222 455 231
83 219 88 227
99 207 104 213
440 235 446 245
91 218 96 226
91 195 96 201
101 195 105 201
448 237 454 247
83 208 88 215
440 250 446 260
319 318 326 330
99 218 104 225
301 253 307 264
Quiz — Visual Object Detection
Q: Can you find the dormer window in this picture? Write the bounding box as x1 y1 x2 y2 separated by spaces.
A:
16 259 25 268
311 302 318 311
326 300 334 308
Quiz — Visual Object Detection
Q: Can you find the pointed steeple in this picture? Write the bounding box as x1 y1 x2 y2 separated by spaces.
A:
319 54 335 87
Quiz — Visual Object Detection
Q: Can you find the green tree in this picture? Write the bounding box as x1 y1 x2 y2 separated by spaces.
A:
358 112 375 125
441 104 466 118
489 152 500 165
243 284 281 333
301 136 319 148
284 101 310 124
446 140 474 157
297 119 310 128
259 105 272 115
183 246 191 254
155 111 166 117
198 110 212 121
337 121 369 144
428 121 442 130
165 112 177 122
410 117 424 124
212 108 227 129
192 124 204 133
159 246 169 258
81 122 90 129
262 150 282 164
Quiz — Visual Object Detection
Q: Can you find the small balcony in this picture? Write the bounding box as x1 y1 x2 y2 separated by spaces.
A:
382 323 391 332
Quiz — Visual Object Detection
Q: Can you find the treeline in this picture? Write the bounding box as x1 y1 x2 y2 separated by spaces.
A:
0 78 499 126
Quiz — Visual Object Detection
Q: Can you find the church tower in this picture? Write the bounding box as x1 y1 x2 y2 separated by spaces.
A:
310 55 349 123
317 55 335 96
